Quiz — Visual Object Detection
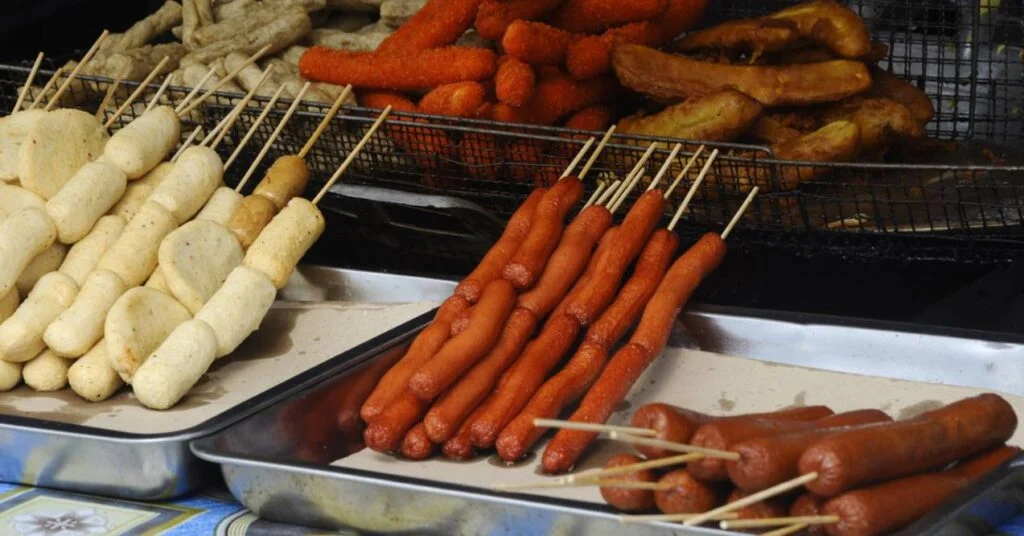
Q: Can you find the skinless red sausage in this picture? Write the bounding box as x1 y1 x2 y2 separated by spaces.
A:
442 402 489 461
727 409 893 492
503 178 585 289
688 406 837 483
727 488 790 520
600 453 658 512
822 446 1020 536
408 279 517 400
450 306 474 336
631 404 715 459
654 469 725 514
799 393 1018 497
455 188 547 303
400 422 436 460
791 493 829 535
364 391 429 453
546 226 617 322
336 346 407 438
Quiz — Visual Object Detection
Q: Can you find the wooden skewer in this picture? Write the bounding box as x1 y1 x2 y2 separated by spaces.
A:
610 142 658 214
606 431 739 460
560 137 596 179
236 83 311 191
720 515 840 530
562 453 704 484
103 56 170 128
762 523 810 536
225 85 288 174
664 145 705 199
607 146 651 211
720 186 759 240
493 479 673 491
207 67 274 149
667 148 718 232
298 84 353 159
647 143 682 192
176 43 272 117
144 72 174 114
582 181 607 209
27 67 64 110
596 179 621 207
13 52 44 113
45 30 110 111
682 472 819 527
94 65 130 120
172 127 204 162
311 106 393 205
577 125 615 180
533 418 657 437
620 512 740 524
203 105 241 147
174 66 218 115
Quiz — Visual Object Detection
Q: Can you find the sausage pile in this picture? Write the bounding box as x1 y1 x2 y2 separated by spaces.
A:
596 396 1019 535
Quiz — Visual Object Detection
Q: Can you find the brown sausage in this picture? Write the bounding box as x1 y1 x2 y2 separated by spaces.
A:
516 205 612 317
400 422 436 460
226 194 277 249
790 493 828 535
503 178 585 289
600 453 657 512
441 402 489 461
455 188 547 303
359 295 469 423
688 406 837 482
822 446 1020 536
469 313 582 448
727 488 790 520
727 409 893 492
424 308 537 443
252 155 310 210
799 393 1018 497
364 390 429 453
565 190 666 325
631 404 715 459
654 469 724 514
408 280 517 400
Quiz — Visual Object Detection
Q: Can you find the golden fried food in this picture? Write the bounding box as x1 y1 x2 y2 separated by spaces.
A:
767 0 872 58
819 97 924 155
612 43 872 107
866 66 935 124
750 114 805 144
676 19 799 57
773 120 862 188
760 40 888 65
617 89 763 143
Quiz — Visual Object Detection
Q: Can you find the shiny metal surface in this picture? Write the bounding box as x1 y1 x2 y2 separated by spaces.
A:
0 267 455 500
193 273 1024 534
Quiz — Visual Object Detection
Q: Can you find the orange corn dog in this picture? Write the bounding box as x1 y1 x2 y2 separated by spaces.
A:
475 0 568 41
502 20 577 66
377 0 485 54
565 104 614 131
492 73 617 125
419 81 487 118
299 46 498 91
550 0 668 34
360 91 453 171
496 56 538 107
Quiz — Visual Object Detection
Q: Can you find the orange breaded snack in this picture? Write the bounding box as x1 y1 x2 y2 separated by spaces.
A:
550 0 668 34
565 104 614 131
360 91 454 172
496 56 537 107
502 20 577 66
299 46 497 91
475 0 568 41
419 82 487 118
377 0 485 53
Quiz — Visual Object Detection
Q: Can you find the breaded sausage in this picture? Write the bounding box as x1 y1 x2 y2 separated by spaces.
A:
455 188 546 303
799 393 1018 497
631 404 715 459
226 194 277 250
502 178 585 290
654 469 724 514
408 279 516 400
600 453 658 512
400 422 436 461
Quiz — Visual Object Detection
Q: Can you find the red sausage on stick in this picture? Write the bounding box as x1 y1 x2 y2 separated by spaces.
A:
600 453 659 512
503 177 585 289
630 404 715 459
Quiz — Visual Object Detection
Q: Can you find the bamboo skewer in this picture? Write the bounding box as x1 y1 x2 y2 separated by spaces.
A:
13 52 44 113
172 127 204 162
45 30 110 111
609 142 658 214
144 72 173 114
176 43 272 117
620 512 740 523
721 186 759 240
762 523 810 536
720 515 840 530
577 125 616 180
606 431 739 460
174 66 218 115
667 149 719 232
682 472 819 526
94 65 130 120
533 419 657 437
27 67 64 110
205 67 273 149
560 137 596 179
583 181 607 209
225 85 288 174
311 106 393 205
647 143 683 192
236 83 311 191
298 84 354 159
494 479 675 491
562 453 704 484
664 145 706 199
103 56 170 128
596 179 621 206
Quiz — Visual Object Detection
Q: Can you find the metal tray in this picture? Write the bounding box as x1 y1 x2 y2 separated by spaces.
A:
0 266 455 500
192 278 1024 535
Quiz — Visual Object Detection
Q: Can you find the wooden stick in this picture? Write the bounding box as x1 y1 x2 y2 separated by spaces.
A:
209 67 274 150
762 523 810 536
667 148 718 232
721 186 758 240
202 107 239 147
596 179 621 207
494 479 673 492
27 68 64 110
94 65 130 120
13 52 44 113
582 181 607 209
176 43 272 117
103 57 170 128
664 145 705 199
720 515 840 530
311 106 393 205
577 125 615 180
45 30 110 111
563 453 704 484
560 137 595 179
236 83 311 190
144 72 174 114
298 84 353 159
174 66 218 115
172 127 204 162
647 143 682 192
533 418 656 437
619 512 740 523
225 85 288 174
682 472 819 526
606 431 739 460
610 142 657 214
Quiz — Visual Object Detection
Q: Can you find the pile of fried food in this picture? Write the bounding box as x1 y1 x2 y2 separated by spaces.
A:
612 1 936 191
590 396 1018 536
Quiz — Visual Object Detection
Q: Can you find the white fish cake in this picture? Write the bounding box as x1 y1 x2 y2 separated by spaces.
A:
0 183 46 217
68 338 123 402
0 207 58 298
45 161 127 244
96 201 177 287
109 162 174 221
0 359 20 391
19 108 109 199
59 215 126 286
161 219 243 315
22 349 72 391
194 186 243 226
148 146 223 224
16 243 67 297
44 269 128 358
101 106 181 179
145 266 172 294
243 198 325 289
132 318 217 409
0 109 47 182
0 289 18 324
105 287 192 381
194 265 276 357
0 272 78 362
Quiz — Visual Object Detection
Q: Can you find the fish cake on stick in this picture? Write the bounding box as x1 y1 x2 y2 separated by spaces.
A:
0 272 78 363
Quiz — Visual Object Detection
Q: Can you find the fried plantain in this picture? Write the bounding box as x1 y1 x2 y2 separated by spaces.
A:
616 89 763 143
676 18 800 57
773 119 862 188
819 96 925 155
760 40 889 65
767 1 872 58
865 66 935 124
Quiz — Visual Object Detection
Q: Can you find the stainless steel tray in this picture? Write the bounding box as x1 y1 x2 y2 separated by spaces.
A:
192 274 1024 535
0 266 455 500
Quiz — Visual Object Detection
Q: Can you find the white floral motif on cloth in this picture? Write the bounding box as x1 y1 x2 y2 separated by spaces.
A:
10 509 108 536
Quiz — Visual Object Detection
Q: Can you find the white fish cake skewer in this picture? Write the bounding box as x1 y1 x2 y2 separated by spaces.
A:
132 319 218 409
160 220 244 315
68 338 124 401
44 269 128 358
19 109 109 199
22 349 72 391
109 162 174 221
16 243 67 296
45 161 127 244
105 287 191 382
0 207 58 298
0 272 77 362
59 215 126 287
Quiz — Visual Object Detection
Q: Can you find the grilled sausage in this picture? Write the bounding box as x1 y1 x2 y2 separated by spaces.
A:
654 469 724 514
600 453 657 512
631 404 715 459
400 422 436 460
